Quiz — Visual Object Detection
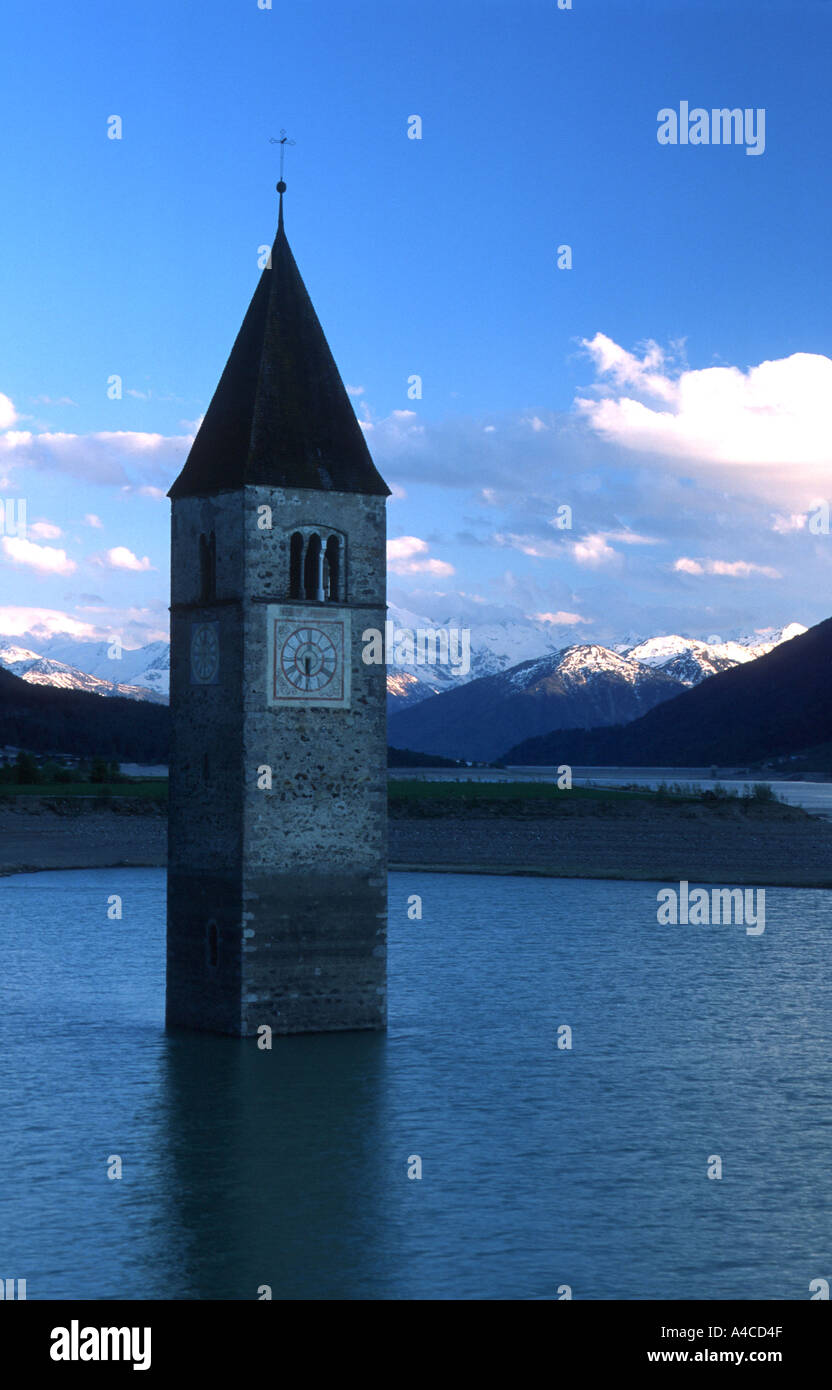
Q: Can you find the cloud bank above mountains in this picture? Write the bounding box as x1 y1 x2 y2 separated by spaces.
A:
1 337 829 646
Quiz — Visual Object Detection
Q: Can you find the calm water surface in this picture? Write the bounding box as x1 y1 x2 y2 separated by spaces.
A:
0 868 829 1300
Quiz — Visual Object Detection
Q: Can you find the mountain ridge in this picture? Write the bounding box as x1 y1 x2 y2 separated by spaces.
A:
387 642 683 762
0 665 169 763
0 618 808 763
505 617 832 768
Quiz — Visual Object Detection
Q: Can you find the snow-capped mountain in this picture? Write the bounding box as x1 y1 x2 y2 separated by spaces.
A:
387 622 810 762
34 636 171 698
507 620 827 770
621 623 807 687
384 602 569 709
385 668 444 710
734 621 808 652
0 637 169 703
0 617 807 728
388 642 683 763
385 608 807 710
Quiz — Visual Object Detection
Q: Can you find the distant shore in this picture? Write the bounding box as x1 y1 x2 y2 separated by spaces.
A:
2 791 832 888
388 810 832 888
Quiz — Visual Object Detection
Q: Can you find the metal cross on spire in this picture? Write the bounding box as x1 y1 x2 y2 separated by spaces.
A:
269 130 296 189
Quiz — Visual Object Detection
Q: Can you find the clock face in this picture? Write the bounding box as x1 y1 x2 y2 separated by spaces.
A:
190 622 220 684
268 606 350 707
281 627 338 693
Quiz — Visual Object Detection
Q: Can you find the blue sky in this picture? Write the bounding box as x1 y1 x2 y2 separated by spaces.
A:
1 0 831 649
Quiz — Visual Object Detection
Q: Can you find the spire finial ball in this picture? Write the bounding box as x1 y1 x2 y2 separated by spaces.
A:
277 180 287 194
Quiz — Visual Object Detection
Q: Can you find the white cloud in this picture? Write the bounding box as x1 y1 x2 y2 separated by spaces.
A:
770 512 807 534
0 392 18 430
581 333 680 403
673 557 781 579
94 546 155 572
387 536 454 576
494 532 564 559
2 536 76 575
346 385 365 397
571 532 617 567
533 610 589 625
0 606 100 639
0 429 190 487
0 603 169 644
388 537 426 561
577 337 832 488
29 520 63 540
602 529 661 546
84 514 104 528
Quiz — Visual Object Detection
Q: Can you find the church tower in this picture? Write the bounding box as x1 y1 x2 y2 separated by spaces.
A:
166 180 390 1036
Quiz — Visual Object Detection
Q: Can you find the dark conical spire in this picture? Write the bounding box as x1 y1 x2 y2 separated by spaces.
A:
168 186 389 499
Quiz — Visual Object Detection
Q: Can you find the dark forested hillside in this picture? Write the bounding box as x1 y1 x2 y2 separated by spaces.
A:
0 667 169 762
505 617 832 767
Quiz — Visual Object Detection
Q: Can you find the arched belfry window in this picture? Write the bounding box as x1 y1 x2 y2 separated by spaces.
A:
324 536 340 601
289 532 303 599
304 533 323 601
199 531 216 602
289 528 345 602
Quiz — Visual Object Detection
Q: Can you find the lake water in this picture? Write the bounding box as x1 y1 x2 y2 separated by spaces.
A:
0 867 829 1300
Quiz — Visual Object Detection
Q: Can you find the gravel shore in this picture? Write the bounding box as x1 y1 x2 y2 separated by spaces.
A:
2 795 831 887
0 799 167 875
389 802 832 886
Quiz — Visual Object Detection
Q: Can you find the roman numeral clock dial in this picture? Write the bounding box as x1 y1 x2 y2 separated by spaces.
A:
267 606 351 708
282 627 337 692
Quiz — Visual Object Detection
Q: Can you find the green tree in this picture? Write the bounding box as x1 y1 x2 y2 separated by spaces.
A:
14 751 40 784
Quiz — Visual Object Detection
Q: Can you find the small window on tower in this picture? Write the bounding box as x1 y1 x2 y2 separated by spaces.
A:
289 532 303 598
199 532 217 602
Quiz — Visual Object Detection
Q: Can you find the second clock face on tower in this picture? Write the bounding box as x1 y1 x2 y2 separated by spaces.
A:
190 621 220 685
267 606 351 707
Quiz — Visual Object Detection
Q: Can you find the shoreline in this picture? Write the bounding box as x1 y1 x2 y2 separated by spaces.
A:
3 861 832 889
387 862 832 888
3 794 832 889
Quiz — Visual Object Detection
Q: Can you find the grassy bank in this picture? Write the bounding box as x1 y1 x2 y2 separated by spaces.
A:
0 777 785 816
0 780 168 801
388 778 787 817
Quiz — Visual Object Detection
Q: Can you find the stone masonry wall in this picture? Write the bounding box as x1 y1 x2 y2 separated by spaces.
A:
167 485 388 1035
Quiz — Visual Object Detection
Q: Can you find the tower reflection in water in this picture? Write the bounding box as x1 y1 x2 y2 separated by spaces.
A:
157 1029 391 1299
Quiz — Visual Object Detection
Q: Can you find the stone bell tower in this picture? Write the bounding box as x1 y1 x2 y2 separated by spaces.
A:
165 179 390 1036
